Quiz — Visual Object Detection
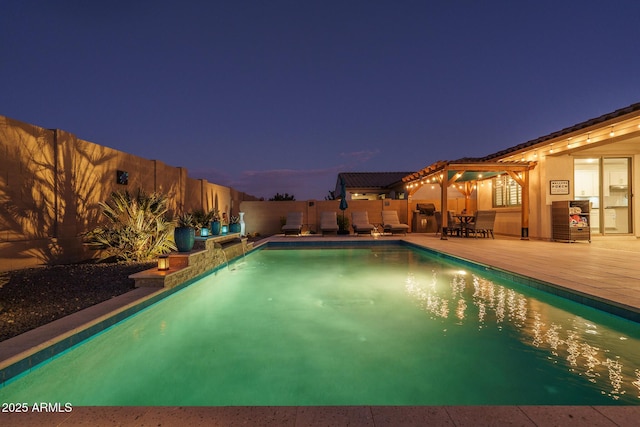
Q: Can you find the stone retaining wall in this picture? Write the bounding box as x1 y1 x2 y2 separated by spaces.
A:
130 233 252 288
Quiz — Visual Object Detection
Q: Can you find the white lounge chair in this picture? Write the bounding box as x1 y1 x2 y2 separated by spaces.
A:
320 211 339 235
351 211 374 235
282 212 303 236
382 210 409 235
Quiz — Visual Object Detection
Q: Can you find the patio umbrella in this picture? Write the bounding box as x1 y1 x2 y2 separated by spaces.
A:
339 177 348 230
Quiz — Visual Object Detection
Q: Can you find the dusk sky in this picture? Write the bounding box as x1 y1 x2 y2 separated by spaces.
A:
3 1 640 200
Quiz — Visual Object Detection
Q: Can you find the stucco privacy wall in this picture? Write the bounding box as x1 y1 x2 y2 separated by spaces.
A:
0 115 256 272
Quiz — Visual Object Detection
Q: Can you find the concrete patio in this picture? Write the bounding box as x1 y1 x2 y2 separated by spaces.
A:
1 233 639 426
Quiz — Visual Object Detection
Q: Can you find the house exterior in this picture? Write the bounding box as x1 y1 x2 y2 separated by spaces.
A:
404 102 640 240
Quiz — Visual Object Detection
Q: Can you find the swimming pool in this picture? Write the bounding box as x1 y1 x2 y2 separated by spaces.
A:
1 243 639 405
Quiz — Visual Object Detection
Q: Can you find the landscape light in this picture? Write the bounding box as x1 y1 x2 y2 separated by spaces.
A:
158 255 170 271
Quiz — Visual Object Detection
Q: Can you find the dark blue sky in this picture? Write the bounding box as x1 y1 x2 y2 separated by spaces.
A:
3 1 640 200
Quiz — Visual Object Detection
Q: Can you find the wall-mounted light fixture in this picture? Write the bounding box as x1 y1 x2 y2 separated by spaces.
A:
158 255 170 271
116 170 129 185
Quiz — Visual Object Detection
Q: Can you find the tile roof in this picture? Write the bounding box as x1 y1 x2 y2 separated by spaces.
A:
338 172 415 189
479 102 640 161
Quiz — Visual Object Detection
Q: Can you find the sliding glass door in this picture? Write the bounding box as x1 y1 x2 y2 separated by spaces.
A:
574 157 631 234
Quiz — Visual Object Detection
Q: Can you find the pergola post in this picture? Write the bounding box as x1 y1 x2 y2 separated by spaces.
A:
462 181 474 213
508 170 530 240
440 177 448 240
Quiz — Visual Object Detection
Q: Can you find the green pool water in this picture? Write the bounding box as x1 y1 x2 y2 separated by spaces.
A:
1 246 639 405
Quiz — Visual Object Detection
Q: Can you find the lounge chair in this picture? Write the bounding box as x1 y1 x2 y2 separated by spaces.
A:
351 211 374 235
382 210 409 235
319 211 339 235
466 210 497 238
282 212 303 236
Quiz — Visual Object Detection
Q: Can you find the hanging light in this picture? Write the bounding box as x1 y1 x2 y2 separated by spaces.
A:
587 133 591 143
610 126 615 137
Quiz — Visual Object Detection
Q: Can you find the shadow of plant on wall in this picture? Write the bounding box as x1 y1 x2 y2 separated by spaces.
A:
0 120 117 266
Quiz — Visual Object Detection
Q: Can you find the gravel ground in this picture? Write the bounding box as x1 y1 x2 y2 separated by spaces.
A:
0 261 155 342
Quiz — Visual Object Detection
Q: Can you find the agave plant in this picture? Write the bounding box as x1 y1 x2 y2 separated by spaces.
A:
190 209 219 229
176 213 195 228
84 189 176 261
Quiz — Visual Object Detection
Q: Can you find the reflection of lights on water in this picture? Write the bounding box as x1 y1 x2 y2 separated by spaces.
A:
532 313 543 347
545 323 563 355
582 343 601 381
477 301 486 324
566 331 580 367
456 299 467 321
452 275 465 298
604 358 624 399
495 288 505 325
633 370 640 397
403 269 639 403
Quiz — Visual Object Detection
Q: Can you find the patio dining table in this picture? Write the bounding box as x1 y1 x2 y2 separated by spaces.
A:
455 214 475 237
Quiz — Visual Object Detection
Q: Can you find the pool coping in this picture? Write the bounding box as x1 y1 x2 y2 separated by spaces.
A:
1 237 639 392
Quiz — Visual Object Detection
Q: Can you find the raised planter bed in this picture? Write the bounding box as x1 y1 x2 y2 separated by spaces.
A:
129 233 251 289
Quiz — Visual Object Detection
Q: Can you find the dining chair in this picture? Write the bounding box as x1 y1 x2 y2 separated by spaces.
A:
466 210 496 238
447 211 462 236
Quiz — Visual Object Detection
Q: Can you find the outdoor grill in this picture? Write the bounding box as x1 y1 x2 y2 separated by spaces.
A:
413 203 436 232
416 203 436 215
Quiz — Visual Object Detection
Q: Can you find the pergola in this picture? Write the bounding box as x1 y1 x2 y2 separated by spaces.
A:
403 160 537 240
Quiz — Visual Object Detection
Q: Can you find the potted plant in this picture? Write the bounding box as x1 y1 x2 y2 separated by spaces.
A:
192 209 215 237
210 209 221 235
337 215 350 235
229 215 241 233
174 213 195 252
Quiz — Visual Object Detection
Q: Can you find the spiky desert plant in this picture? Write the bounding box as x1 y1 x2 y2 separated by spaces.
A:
177 212 196 228
190 209 218 229
84 189 176 261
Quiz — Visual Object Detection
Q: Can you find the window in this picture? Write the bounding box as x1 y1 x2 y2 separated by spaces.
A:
492 175 521 207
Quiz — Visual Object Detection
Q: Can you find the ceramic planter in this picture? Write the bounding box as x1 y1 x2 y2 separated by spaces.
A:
174 227 195 252
211 221 221 236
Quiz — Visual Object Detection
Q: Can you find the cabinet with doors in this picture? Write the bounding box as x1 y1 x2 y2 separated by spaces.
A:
552 200 591 242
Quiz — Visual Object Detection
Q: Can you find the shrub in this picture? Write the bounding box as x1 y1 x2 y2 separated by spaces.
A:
191 209 219 229
84 189 176 261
